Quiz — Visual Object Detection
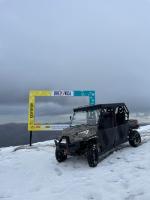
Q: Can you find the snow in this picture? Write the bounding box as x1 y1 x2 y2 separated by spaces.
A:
0 126 150 200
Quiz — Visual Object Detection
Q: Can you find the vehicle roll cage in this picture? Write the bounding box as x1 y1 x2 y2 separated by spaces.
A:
73 103 129 120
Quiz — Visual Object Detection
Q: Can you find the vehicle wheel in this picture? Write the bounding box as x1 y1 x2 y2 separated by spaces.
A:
129 130 141 147
55 148 67 162
87 144 98 167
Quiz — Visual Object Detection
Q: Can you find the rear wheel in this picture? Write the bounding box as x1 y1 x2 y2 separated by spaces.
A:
129 130 141 147
55 148 67 162
87 144 98 167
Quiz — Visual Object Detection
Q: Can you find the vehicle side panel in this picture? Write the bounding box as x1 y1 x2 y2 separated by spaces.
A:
97 123 129 153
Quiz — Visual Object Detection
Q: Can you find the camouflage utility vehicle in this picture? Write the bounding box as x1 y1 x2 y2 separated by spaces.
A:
55 103 141 167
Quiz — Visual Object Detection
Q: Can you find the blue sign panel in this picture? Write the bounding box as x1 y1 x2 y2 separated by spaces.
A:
74 91 95 105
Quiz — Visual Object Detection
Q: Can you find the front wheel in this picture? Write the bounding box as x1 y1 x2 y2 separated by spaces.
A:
87 144 98 167
55 148 67 163
129 130 141 147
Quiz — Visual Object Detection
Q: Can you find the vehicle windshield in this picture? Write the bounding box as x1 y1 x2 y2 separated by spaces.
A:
71 110 99 126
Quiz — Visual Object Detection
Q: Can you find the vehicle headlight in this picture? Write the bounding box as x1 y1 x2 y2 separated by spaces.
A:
78 130 89 136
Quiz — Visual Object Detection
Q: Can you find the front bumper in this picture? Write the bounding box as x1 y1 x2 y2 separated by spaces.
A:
55 136 85 155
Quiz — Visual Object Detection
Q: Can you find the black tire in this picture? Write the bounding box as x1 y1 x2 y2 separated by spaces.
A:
87 144 98 167
55 148 67 163
129 130 141 147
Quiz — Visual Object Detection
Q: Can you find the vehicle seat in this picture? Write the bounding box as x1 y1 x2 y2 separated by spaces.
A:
116 108 125 125
98 112 114 129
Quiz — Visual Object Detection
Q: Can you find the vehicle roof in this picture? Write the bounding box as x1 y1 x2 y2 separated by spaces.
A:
73 103 126 112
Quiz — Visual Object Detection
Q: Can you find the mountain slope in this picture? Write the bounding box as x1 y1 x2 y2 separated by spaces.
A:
0 126 150 200
0 123 61 147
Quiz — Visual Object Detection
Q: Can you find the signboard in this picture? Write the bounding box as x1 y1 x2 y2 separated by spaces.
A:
28 90 95 131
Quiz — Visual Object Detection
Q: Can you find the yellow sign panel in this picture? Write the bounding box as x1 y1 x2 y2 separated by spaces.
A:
28 90 51 131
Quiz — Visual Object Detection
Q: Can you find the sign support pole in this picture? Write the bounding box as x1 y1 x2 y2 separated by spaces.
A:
30 131 33 146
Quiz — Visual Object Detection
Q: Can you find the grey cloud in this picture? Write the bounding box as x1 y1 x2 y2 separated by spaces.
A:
0 0 150 123
35 97 88 116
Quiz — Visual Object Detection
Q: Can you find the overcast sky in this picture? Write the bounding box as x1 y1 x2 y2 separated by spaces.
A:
0 0 150 124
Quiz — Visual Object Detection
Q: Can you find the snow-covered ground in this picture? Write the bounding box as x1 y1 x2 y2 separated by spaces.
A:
1 126 150 200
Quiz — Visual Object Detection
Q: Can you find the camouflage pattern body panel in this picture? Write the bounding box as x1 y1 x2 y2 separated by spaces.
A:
61 124 97 143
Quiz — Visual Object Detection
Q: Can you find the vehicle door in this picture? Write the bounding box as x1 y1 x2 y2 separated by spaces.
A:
97 111 117 152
